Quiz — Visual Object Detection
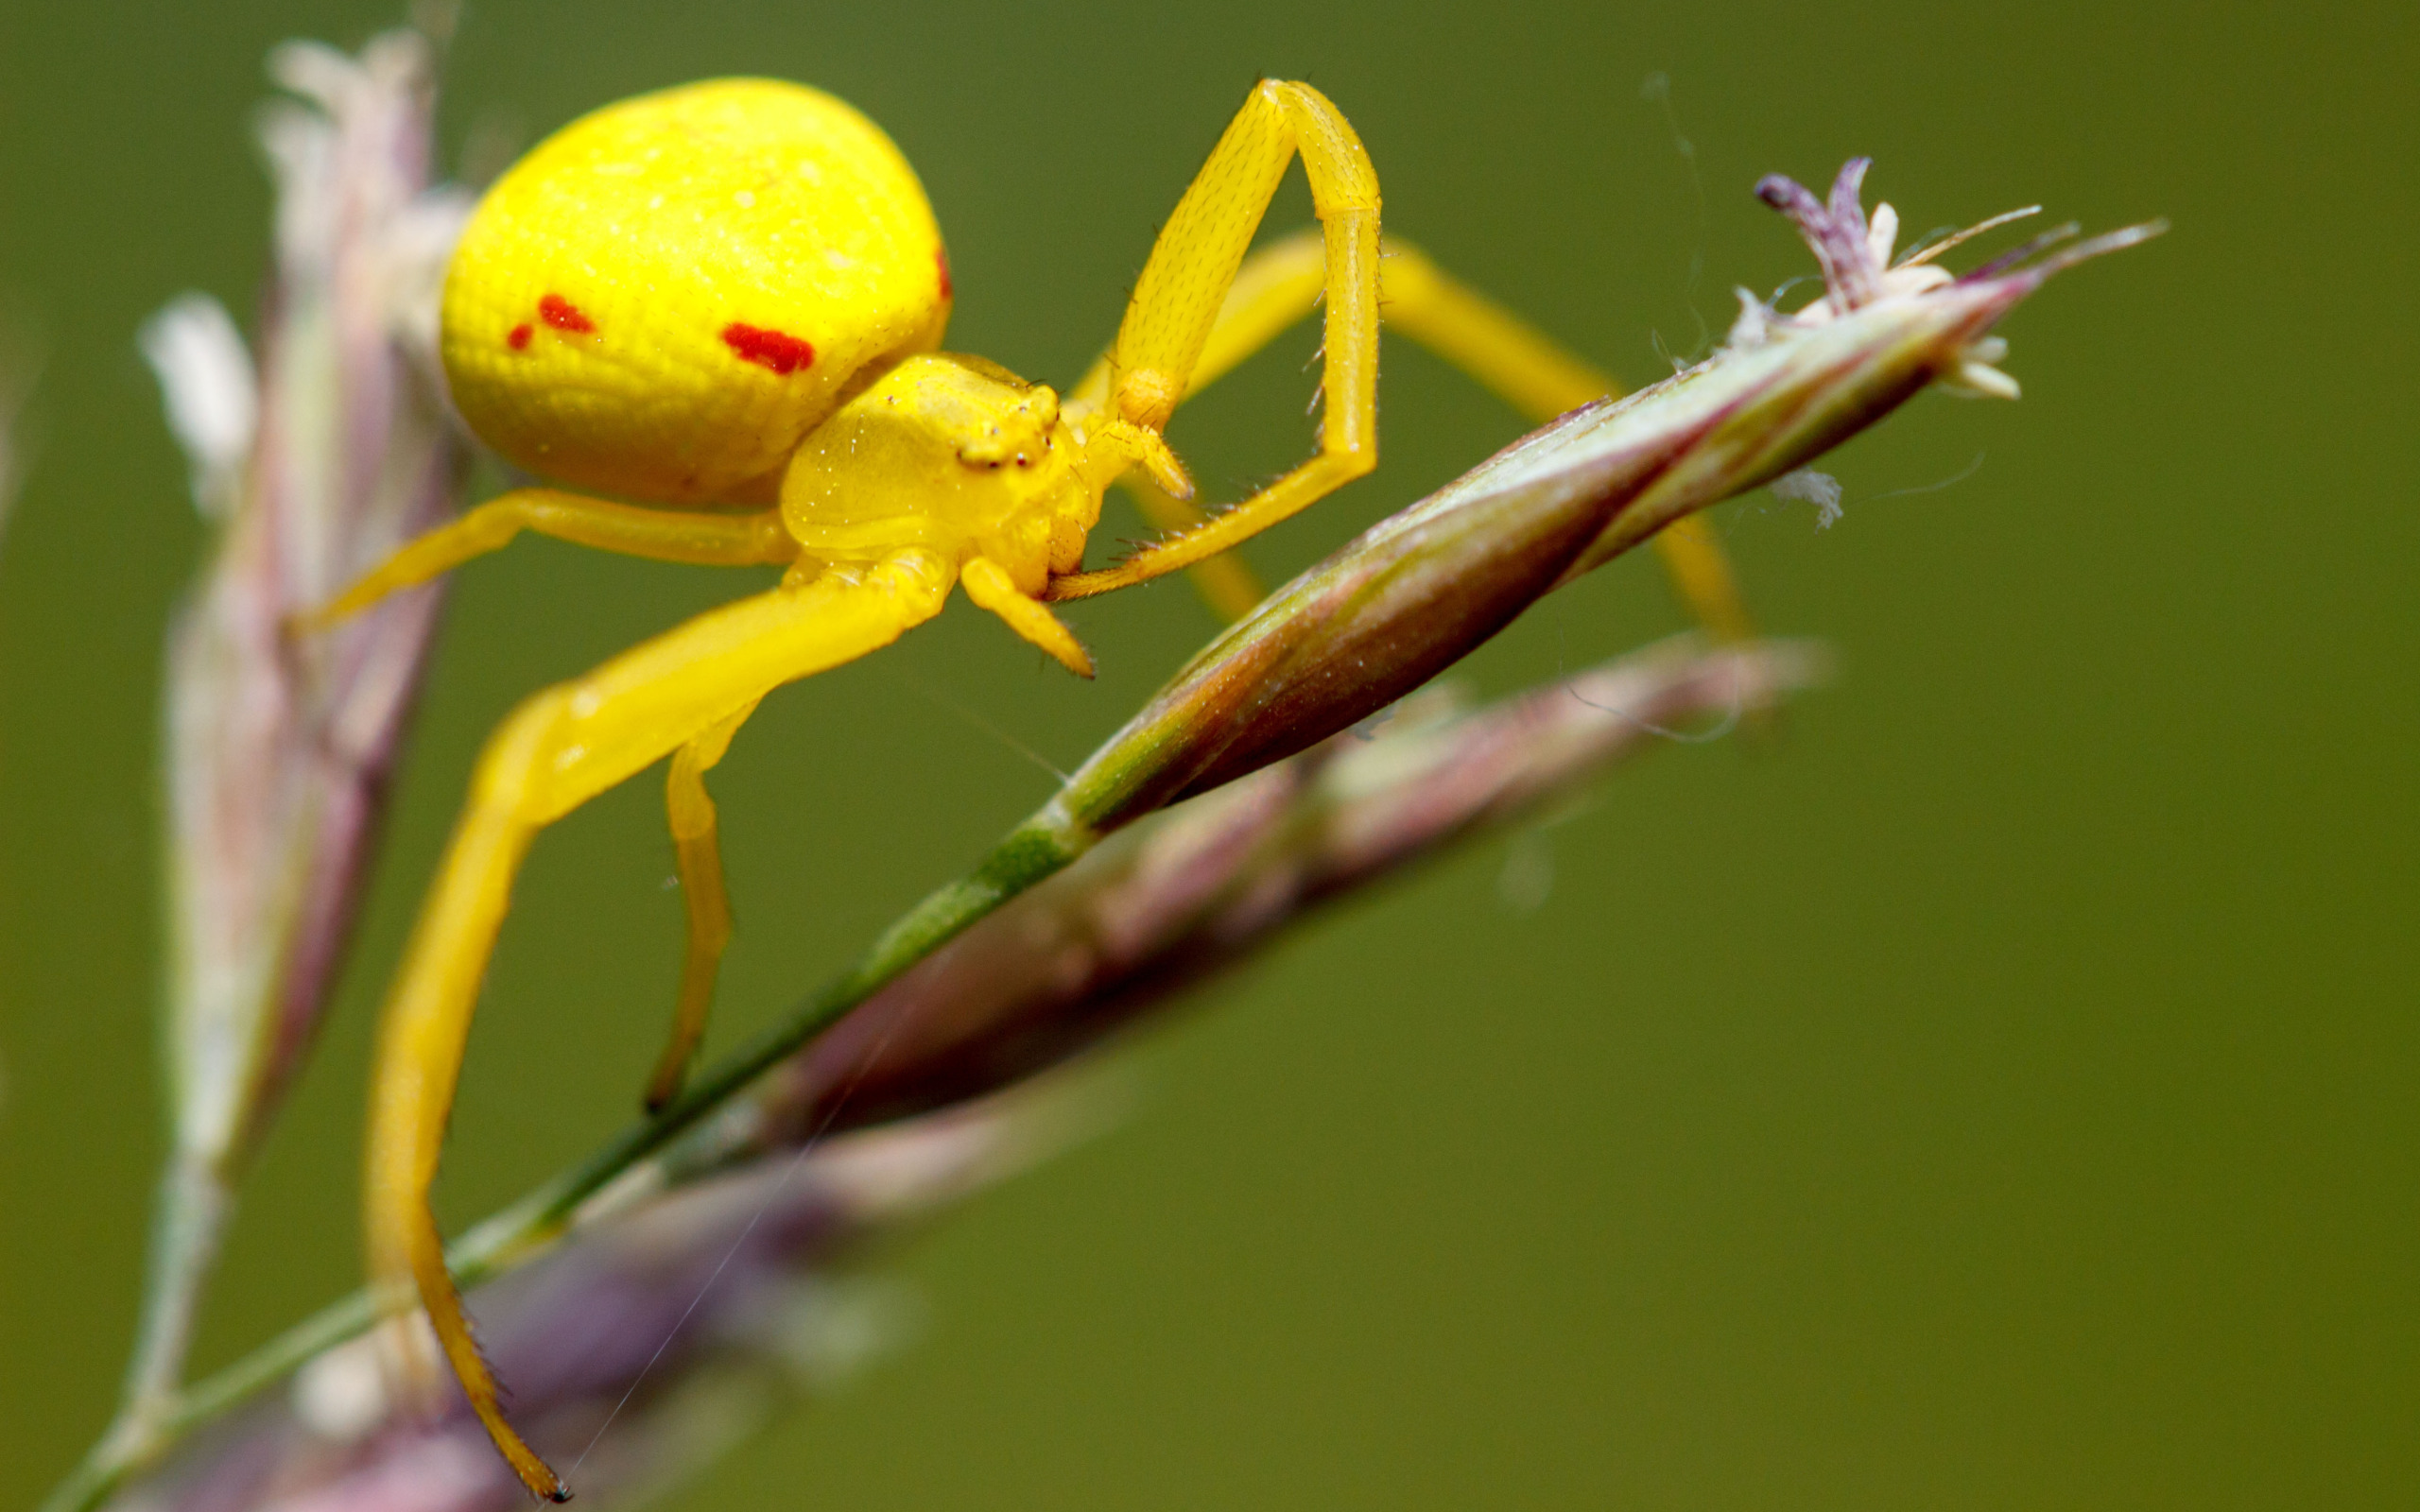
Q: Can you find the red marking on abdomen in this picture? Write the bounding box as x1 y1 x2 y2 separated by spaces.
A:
721 323 815 375
538 294 596 334
935 247 954 302
506 323 533 351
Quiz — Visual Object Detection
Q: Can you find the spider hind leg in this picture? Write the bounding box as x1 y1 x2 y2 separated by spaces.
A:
364 548 955 1501
647 696 760 1112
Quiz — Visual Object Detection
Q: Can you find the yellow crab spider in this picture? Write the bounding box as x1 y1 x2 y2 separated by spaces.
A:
310 77 1750 1499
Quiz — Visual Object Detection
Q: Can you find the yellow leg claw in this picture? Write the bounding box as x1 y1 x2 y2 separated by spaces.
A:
962 557 1093 677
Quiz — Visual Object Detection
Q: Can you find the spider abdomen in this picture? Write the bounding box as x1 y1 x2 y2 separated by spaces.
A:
440 78 952 507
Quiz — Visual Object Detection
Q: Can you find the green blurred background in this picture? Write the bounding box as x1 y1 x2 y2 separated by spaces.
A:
2 0 2412 1505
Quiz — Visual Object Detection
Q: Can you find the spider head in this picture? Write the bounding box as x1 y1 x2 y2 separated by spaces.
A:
779 352 1101 582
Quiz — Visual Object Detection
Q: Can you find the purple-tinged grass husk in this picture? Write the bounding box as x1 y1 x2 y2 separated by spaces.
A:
93 20 473 1485
1040 169 2155 832
105 637 1815 1512
106 1093 1088 1512
741 638 1824 1156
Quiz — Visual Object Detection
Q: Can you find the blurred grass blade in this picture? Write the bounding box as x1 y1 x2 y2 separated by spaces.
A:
0 327 35 561
107 636 1816 1511
724 637 1828 1163
94 20 472 1483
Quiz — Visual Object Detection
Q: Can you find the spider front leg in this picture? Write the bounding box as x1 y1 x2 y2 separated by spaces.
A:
295 487 798 631
365 548 955 1503
1046 79 1381 600
1064 229 1754 643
